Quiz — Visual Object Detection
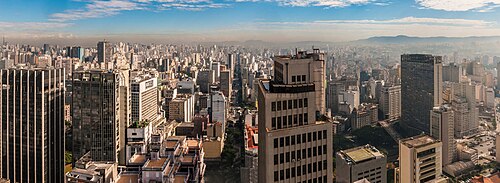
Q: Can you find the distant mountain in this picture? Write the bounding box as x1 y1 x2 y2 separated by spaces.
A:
356 35 500 44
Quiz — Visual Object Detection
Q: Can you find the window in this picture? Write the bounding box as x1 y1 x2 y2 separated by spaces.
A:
294 115 298 125
323 130 327 139
292 151 296 160
302 134 306 143
272 102 276 111
286 136 290 146
292 167 296 177
323 160 327 171
299 114 303 125
272 117 276 129
313 147 317 156
308 164 312 173
299 99 303 108
297 166 302 176
280 153 284 164
313 162 317 172
304 113 308 124
308 133 312 142
302 149 306 159
292 76 296 82
318 161 323 171
304 98 308 107
286 168 290 179
277 101 281 111
323 145 327 154
297 150 301 160
302 165 306 175
291 135 296 145
288 100 293 109
318 146 322 155
274 154 278 165
288 115 293 126
297 135 301 144
286 152 290 162
302 75 306 82
308 148 312 158
277 117 282 129
274 138 278 148
294 99 298 108
274 171 278 181
313 132 317 141
280 170 284 180
283 117 288 128
280 137 284 147
283 101 287 110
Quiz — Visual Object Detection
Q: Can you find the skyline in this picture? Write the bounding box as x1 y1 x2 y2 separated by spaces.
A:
2 0 500 43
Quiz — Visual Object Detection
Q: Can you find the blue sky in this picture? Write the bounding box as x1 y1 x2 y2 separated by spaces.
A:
2 0 500 42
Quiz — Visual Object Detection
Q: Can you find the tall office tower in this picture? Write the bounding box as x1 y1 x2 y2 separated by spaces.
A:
211 61 221 81
380 85 401 120
220 70 232 99
70 46 84 61
197 69 214 93
43 44 50 54
336 145 387 183
97 41 112 63
257 50 333 183
449 82 478 137
227 53 235 71
0 67 65 183
326 81 343 114
497 62 500 90
430 106 456 165
497 134 500 163
396 135 443 183
401 54 442 134
72 70 128 165
272 49 326 115
442 63 462 83
210 91 226 124
131 76 158 123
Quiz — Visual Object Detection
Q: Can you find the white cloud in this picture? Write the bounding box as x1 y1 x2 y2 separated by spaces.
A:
249 0 376 8
416 0 500 12
49 0 228 22
314 17 493 27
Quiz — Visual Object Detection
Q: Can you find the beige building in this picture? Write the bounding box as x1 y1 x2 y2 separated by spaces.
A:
396 135 443 183
496 134 500 163
131 75 159 123
380 85 401 120
258 50 333 183
430 105 456 166
336 145 387 183
272 49 326 115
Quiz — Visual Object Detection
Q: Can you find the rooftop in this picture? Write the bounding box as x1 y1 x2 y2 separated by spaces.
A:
401 134 439 148
339 144 385 164
144 158 168 169
116 173 139 183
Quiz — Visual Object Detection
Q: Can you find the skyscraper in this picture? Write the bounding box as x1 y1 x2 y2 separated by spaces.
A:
401 54 442 134
131 76 158 123
97 41 112 63
0 67 65 183
430 105 456 165
380 85 401 120
396 135 443 183
72 70 128 165
220 69 232 100
257 50 333 183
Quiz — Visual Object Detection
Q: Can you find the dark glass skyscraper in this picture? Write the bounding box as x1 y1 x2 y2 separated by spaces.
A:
401 54 442 134
0 67 65 183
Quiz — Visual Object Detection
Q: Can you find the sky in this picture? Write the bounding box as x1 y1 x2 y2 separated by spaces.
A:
2 0 500 43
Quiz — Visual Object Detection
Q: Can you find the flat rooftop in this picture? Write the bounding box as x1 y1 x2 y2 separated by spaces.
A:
340 145 385 164
144 158 168 169
401 135 439 148
116 173 139 183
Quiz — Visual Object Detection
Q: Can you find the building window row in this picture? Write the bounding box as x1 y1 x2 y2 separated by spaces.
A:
273 145 328 165
291 75 307 83
273 130 328 148
271 98 308 112
273 161 328 182
271 113 309 130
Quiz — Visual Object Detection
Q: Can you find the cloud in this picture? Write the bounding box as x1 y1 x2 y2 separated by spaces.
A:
416 0 500 12
236 0 378 8
49 0 228 22
314 17 493 27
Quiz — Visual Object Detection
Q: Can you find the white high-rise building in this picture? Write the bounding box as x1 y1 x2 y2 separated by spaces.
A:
380 85 401 120
430 105 456 166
